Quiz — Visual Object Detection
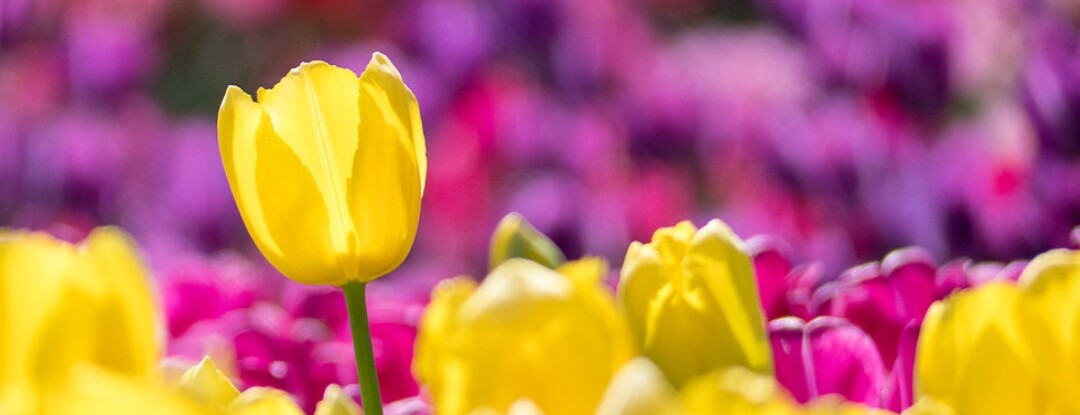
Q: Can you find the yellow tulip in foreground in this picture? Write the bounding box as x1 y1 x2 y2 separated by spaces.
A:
0 228 162 412
218 52 426 286
219 52 427 415
618 220 773 388
913 249 1080 413
414 258 635 415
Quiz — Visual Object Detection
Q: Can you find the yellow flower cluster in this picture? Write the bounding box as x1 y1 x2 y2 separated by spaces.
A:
415 218 881 415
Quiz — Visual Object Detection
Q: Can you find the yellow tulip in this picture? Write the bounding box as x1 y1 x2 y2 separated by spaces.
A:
595 358 681 415
913 249 1080 413
177 356 241 410
913 281 1039 413
0 228 160 397
489 212 566 270
218 52 426 286
618 219 772 388
414 258 635 415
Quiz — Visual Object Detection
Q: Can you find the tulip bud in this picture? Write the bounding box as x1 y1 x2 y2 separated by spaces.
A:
314 384 361 415
489 212 566 270
414 258 634 415
595 358 681 415
618 220 772 388
177 356 240 409
218 52 426 286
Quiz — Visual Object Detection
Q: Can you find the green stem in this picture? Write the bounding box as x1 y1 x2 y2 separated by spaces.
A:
342 281 383 415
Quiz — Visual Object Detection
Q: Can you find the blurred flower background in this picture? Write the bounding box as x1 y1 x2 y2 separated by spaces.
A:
3 0 1080 411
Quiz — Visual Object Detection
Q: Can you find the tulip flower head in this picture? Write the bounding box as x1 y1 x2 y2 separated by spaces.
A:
218 52 426 286
618 219 773 388
414 258 635 415
913 249 1080 413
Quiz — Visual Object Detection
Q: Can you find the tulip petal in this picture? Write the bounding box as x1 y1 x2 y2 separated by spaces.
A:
178 356 240 409
45 365 205 415
314 384 361 415
82 227 159 375
346 54 424 281
882 322 919 412
1016 249 1080 412
357 52 426 194
806 318 885 406
0 233 79 388
689 219 772 374
768 317 885 406
617 241 665 349
595 358 680 415
413 277 476 389
229 387 305 415
915 282 1037 413
219 86 280 257
680 366 795 414
220 85 344 284
258 61 361 259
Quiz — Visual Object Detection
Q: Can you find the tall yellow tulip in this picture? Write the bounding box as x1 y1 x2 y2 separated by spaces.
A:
414 258 635 415
618 220 773 389
218 52 426 286
218 52 427 415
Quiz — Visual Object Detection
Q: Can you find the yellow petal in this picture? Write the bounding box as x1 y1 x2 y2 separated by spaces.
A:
178 356 240 409
259 61 361 258
229 387 305 415
358 52 426 194
1 229 160 392
414 276 477 386
688 220 772 374
0 232 80 389
680 366 796 414
595 358 681 415
346 54 425 281
314 384 361 415
914 282 1038 413
218 85 280 259
617 242 665 350
902 398 955 415
82 227 160 375
219 85 343 285
1016 249 1080 411
43 365 206 415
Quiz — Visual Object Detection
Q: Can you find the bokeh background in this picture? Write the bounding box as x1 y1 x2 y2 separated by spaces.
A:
4 0 1080 409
